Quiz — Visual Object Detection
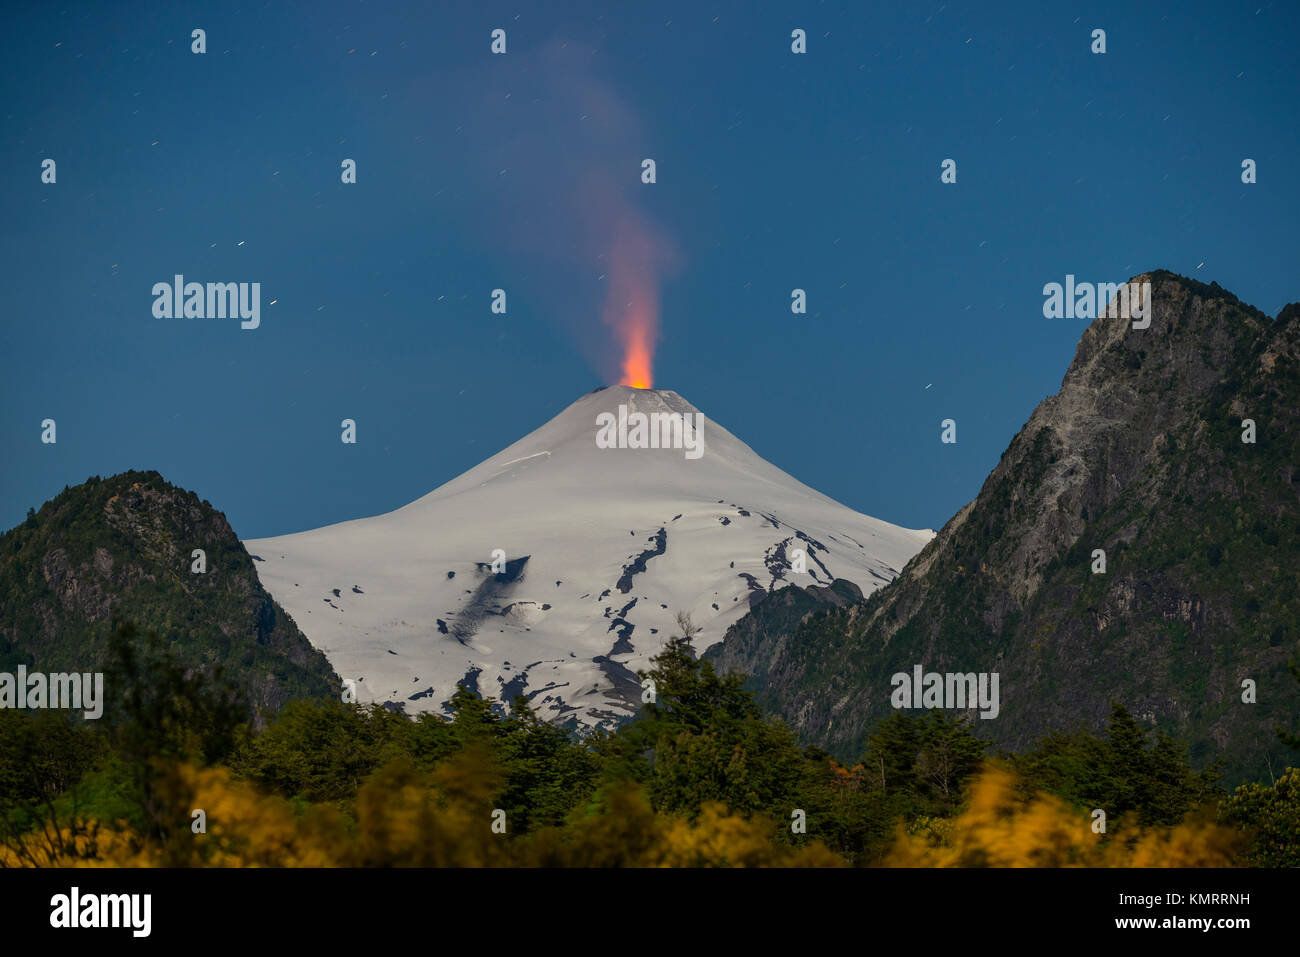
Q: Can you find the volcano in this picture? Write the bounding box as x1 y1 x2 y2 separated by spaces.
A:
244 386 934 727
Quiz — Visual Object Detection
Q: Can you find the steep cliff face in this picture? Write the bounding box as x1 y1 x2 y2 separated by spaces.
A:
706 272 1300 781
705 578 864 704
0 470 340 719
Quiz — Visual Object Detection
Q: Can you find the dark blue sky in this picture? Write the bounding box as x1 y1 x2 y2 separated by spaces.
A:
3 1 1297 538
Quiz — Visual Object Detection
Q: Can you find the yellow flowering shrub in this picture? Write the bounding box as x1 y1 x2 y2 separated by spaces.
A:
884 766 1238 867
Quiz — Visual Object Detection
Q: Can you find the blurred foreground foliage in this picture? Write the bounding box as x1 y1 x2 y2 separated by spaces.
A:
1 621 1295 867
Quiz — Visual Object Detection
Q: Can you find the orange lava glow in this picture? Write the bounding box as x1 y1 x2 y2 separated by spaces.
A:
619 306 654 388
604 218 661 389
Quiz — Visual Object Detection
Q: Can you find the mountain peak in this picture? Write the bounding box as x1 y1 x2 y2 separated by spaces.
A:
246 382 933 729
0 470 341 719
708 271 1300 782
566 384 701 417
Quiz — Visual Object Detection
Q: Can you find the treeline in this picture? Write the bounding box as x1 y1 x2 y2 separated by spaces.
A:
1 620 1297 867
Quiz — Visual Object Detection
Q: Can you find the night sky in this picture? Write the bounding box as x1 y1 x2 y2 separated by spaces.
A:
3 1 1297 538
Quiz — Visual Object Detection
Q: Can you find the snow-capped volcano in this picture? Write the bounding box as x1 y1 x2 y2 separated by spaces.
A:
244 386 934 727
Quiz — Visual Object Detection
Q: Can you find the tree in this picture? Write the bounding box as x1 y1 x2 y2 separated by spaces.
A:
1013 703 1219 831
860 711 986 816
1218 767 1300 867
495 695 599 833
862 711 921 796
915 711 987 811
608 611 804 821
106 620 250 863
0 710 101 867
231 699 412 803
